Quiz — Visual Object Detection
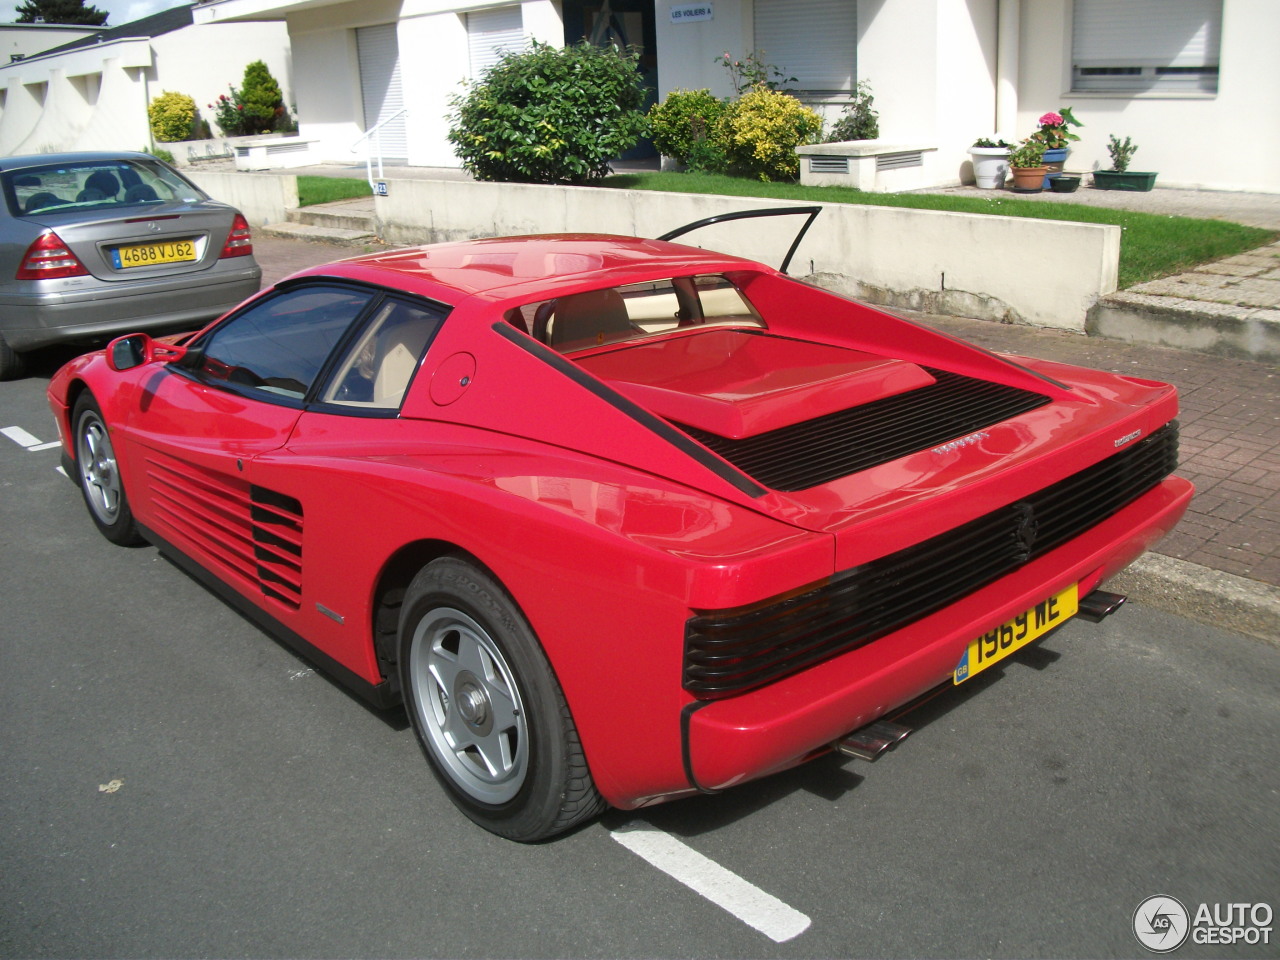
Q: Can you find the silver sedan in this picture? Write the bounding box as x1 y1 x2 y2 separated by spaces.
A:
0 151 262 379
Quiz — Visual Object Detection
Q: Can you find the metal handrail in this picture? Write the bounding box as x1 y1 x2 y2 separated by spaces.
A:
351 107 408 191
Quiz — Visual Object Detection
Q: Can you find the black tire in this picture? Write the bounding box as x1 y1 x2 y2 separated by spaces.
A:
0 332 26 381
398 557 605 841
72 393 144 546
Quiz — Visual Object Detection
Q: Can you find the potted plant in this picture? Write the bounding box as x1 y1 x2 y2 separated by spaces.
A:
968 137 1014 189
1027 107 1083 187
1008 140 1047 191
1093 135 1158 191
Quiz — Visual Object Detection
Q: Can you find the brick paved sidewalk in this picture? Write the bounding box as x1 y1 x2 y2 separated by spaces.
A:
921 314 1279 587
253 237 1280 589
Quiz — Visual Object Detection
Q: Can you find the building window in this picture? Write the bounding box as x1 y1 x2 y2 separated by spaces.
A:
467 6 524 79
1072 0 1221 94
753 0 856 95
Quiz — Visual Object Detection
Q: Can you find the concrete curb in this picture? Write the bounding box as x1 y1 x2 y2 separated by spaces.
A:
1105 553 1280 643
1087 292 1280 364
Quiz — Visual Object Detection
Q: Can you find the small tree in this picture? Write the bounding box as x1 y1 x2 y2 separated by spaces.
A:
448 40 648 185
148 91 197 143
239 60 285 135
15 0 107 25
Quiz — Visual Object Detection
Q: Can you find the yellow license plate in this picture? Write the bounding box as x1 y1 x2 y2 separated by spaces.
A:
953 584 1078 684
113 240 196 268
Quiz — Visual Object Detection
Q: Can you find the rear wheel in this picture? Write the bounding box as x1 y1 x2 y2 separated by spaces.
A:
398 557 604 841
0 333 26 381
73 393 144 546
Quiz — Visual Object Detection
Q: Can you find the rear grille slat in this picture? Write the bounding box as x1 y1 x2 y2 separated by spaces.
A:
681 369 1052 491
684 424 1180 698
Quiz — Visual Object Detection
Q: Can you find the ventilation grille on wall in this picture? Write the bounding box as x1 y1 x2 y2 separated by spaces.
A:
877 151 924 170
809 156 850 174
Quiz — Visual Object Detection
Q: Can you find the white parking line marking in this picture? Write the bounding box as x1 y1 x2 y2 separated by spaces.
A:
2 425 42 448
610 822 811 943
2 427 61 453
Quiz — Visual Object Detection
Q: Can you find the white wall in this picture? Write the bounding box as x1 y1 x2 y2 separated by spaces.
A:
153 20 293 134
0 21 292 156
1018 0 1279 192
284 0 559 168
654 0 750 98
0 23 103 61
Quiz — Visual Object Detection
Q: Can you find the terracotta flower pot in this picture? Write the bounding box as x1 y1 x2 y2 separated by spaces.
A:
1010 165 1048 192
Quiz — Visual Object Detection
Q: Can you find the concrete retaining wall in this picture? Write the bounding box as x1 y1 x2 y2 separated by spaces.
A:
371 179 1120 332
184 170 299 229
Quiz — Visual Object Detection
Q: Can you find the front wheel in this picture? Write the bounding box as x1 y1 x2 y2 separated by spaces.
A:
72 393 144 546
398 557 604 841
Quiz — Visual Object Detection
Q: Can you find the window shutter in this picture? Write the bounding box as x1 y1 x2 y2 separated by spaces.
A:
1073 0 1221 68
753 0 857 93
356 24 408 160
468 6 525 79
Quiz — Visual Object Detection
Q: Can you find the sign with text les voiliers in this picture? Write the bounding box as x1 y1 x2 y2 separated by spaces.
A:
670 3 712 24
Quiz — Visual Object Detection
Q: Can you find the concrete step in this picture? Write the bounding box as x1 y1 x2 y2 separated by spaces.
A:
291 198 376 233
259 220 376 246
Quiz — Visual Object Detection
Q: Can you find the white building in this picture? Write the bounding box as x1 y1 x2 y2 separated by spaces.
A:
0 21 107 63
194 1 1275 193
0 2 291 158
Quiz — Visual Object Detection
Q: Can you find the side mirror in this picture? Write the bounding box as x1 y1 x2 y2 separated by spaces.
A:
106 333 187 371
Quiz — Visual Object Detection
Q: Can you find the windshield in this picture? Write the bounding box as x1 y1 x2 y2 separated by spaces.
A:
2 158 205 218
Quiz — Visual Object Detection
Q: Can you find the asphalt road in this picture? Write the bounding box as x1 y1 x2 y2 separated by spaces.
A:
2 352 1278 959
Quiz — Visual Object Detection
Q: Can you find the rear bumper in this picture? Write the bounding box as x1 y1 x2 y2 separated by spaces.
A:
680 475 1192 795
0 261 260 350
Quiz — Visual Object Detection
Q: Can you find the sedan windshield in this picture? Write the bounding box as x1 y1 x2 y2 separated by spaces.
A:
2 158 204 218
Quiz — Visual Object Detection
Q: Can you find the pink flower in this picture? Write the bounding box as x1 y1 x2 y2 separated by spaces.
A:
1039 112 1064 127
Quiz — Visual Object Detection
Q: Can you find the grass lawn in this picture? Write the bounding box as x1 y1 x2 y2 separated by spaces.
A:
604 171 1276 289
297 176 375 208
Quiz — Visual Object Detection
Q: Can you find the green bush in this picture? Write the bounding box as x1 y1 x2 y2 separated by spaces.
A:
715 85 823 182
145 146 175 164
239 60 285 135
148 91 197 143
826 81 879 142
448 40 648 185
648 88 727 171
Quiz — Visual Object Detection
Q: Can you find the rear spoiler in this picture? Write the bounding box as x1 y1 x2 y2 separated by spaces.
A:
657 206 822 275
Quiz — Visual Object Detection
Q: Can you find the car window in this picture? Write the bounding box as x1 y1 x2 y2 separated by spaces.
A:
319 297 448 409
187 286 376 401
513 274 765 354
1 158 203 218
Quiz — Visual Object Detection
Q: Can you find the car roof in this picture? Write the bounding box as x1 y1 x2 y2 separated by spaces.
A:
291 234 765 302
0 151 154 172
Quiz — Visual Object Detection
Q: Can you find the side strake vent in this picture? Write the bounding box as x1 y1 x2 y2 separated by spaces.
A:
250 486 303 609
683 423 1179 698
144 463 303 609
679 369 1052 491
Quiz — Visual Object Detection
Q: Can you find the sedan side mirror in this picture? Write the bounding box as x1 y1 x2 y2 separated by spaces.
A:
106 333 187 371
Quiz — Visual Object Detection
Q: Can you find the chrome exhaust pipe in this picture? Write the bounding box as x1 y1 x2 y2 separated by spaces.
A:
1077 589 1127 623
833 719 912 761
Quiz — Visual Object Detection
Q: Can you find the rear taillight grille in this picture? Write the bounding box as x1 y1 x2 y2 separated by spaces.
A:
683 423 1180 698
680 369 1052 491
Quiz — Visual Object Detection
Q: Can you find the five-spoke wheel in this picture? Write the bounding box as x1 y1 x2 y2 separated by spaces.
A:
72 393 143 545
399 557 604 841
